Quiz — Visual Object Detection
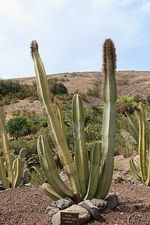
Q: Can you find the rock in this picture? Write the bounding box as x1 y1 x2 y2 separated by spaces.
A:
52 204 91 225
113 171 125 183
106 194 119 209
45 205 59 216
91 198 107 211
78 200 101 219
55 197 74 210
114 155 130 172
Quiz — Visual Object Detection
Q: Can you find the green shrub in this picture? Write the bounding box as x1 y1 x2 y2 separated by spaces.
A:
6 116 32 139
48 78 68 95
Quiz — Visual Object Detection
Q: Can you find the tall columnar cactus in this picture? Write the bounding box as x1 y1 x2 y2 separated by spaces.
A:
0 108 28 188
31 41 80 196
31 38 117 201
95 39 117 199
130 104 150 185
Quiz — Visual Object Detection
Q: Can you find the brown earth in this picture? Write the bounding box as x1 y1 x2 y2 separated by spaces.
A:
0 180 150 225
4 71 150 119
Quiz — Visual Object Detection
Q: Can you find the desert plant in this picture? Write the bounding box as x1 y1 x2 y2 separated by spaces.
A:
0 109 28 188
30 38 117 201
130 104 150 185
6 116 32 139
116 96 138 114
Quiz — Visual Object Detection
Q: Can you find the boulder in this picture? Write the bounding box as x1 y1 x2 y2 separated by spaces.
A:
78 200 101 219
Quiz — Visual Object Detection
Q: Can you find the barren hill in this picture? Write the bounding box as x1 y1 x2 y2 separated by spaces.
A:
19 70 150 98
4 71 150 119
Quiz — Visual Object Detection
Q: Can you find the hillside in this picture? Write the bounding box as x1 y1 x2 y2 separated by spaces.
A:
18 70 150 98
3 71 150 119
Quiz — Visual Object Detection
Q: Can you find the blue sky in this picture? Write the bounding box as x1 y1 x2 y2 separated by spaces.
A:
0 0 150 79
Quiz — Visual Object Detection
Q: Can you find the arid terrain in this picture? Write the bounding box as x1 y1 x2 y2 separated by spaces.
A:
0 176 150 225
4 70 150 119
1 71 150 225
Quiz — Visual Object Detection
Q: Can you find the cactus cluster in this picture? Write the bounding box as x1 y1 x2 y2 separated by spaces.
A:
0 109 28 188
31 39 117 201
130 104 150 185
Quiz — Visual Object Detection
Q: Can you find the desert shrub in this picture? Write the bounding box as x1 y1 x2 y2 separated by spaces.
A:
86 83 99 97
0 79 21 96
48 78 68 95
9 139 27 154
12 109 21 117
146 96 150 105
116 96 138 114
134 94 146 104
0 80 37 105
6 116 32 139
84 106 103 143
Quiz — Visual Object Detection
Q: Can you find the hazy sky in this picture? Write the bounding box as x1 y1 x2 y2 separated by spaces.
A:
1 0 150 79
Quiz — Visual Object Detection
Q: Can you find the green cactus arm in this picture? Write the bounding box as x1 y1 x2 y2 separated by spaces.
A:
37 135 73 198
0 108 13 184
40 183 62 201
0 157 10 188
138 104 147 182
96 39 117 199
146 156 150 185
72 94 89 197
12 157 25 187
30 40 79 194
19 148 27 159
129 158 142 180
53 98 66 132
85 141 102 200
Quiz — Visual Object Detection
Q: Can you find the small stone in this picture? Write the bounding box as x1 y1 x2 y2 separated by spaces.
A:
113 172 124 183
91 198 107 212
46 206 59 216
106 194 119 209
52 204 91 225
78 200 100 219
55 197 74 209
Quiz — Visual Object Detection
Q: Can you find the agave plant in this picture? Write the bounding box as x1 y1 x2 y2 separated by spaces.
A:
0 109 28 188
130 104 150 185
30 38 117 201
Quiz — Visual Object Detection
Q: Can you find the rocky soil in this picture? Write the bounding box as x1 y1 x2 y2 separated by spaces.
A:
0 175 150 225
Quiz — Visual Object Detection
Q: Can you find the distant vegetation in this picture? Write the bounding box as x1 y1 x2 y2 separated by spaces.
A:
0 78 68 106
